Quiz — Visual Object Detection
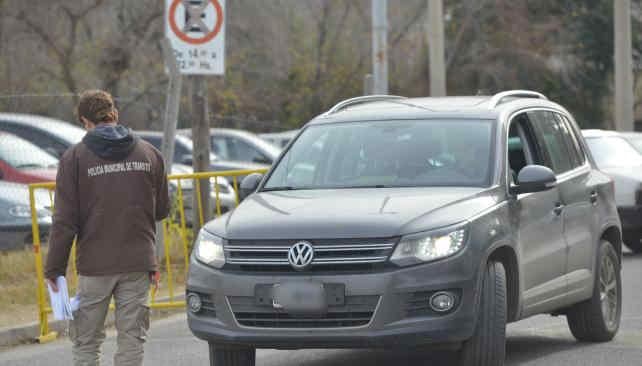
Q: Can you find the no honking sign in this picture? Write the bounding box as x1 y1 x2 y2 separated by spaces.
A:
165 0 225 75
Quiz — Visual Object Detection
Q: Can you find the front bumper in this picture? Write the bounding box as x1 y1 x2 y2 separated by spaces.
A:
618 206 642 234
186 249 480 349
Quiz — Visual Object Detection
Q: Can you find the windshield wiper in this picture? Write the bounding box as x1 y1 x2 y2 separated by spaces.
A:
261 186 298 192
341 184 392 189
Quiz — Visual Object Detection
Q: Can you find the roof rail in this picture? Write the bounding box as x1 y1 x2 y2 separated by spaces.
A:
487 90 547 109
324 95 407 116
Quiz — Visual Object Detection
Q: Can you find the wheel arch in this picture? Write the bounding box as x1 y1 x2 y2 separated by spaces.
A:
600 225 622 264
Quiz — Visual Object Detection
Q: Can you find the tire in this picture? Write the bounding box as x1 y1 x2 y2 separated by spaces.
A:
459 261 507 366
208 343 256 366
622 233 642 253
566 240 621 342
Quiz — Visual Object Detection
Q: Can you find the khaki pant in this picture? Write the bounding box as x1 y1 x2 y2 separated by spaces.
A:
69 272 150 366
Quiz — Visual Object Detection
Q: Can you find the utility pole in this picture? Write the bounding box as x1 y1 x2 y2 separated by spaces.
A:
160 38 182 172
427 0 446 96
614 0 634 131
158 38 183 258
372 0 388 94
190 76 212 237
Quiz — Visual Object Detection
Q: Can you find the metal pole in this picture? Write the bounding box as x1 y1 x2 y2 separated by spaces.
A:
157 38 183 259
161 38 182 172
372 0 388 94
190 76 211 237
427 0 446 96
614 0 634 131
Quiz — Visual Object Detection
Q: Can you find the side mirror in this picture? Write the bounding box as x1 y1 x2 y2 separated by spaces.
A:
252 156 271 165
239 173 264 201
511 165 556 195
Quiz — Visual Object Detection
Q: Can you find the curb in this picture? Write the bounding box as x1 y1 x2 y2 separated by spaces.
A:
0 295 185 348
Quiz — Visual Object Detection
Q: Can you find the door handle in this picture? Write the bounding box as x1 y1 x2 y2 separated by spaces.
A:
553 203 564 216
589 191 599 205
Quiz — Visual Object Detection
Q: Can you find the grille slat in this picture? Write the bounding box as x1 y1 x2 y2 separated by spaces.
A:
224 238 396 272
228 295 379 328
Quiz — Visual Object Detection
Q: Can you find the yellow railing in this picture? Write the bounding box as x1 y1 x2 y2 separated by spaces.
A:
28 168 267 343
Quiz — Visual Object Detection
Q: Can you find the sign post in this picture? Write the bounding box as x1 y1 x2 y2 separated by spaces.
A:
165 0 226 232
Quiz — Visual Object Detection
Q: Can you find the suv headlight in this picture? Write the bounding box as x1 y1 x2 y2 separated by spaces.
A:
390 227 467 267
194 229 226 268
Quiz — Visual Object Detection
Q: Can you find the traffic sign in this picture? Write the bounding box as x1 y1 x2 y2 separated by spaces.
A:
165 0 225 75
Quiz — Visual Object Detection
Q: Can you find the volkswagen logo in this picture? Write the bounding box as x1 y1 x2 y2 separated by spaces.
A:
287 241 314 271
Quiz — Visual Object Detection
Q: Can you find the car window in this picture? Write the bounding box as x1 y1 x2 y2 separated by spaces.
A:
212 136 230 160
265 119 494 189
555 114 585 168
507 113 544 184
0 133 59 169
528 111 574 174
229 137 270 163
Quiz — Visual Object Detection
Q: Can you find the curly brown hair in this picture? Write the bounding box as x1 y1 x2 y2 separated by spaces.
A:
76 90 118 124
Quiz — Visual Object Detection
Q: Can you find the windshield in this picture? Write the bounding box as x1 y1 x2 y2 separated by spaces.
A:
263 119 494 190
0 133 59 169
585 137 642 168
43 120 86 144
623 135 642 155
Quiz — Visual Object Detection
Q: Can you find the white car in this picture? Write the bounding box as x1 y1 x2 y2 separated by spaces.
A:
582 129 642 252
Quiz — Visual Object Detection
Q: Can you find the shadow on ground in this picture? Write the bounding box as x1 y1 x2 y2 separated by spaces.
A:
266 334 591 366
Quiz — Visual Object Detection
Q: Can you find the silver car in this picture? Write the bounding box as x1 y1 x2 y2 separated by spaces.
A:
0 181 52 250
583 129 642 252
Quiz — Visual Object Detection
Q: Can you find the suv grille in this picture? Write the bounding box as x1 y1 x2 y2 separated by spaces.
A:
224 238 397 272
228 295 380 328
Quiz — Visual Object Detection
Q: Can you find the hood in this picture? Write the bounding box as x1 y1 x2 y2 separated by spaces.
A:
204 187 499 239
82 124 138 161
599 165 642 205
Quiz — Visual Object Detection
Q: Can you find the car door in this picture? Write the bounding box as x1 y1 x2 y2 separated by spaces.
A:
508 112 568 317
546 113 596 302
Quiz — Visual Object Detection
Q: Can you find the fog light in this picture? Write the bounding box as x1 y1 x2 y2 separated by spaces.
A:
187 293 202 313
429 291 456 313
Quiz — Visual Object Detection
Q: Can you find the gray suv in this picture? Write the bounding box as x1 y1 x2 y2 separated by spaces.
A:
187 91 623 366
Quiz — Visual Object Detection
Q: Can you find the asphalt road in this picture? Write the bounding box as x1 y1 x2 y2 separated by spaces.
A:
2 251 642 366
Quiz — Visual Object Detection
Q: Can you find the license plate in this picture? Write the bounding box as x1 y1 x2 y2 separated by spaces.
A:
272 282 326 314
254 283 345 309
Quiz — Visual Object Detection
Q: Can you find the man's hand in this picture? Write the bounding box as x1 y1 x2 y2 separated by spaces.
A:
150 271 160 293
46 278 59 293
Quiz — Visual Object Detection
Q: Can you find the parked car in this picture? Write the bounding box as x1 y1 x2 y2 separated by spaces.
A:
582 129 642 252
137 130 265 173
259 129 299 148
0 132 58 183
0 181 52 250
0 113 86 158
620 132 642 155
170 164 237 226
187 91 622 366
179 128 281 165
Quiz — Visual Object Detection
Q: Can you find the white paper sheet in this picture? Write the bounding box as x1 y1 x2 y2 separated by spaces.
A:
46 276 74 320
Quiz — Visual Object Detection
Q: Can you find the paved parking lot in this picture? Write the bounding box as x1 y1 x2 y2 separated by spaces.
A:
2 252 642 366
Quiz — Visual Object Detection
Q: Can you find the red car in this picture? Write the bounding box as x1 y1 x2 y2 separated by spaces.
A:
0 132 58 184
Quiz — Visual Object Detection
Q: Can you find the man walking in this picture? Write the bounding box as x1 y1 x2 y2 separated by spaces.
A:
45 90 170 366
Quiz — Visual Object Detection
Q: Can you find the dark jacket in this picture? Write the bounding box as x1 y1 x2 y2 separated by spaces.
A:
45 124 170 278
